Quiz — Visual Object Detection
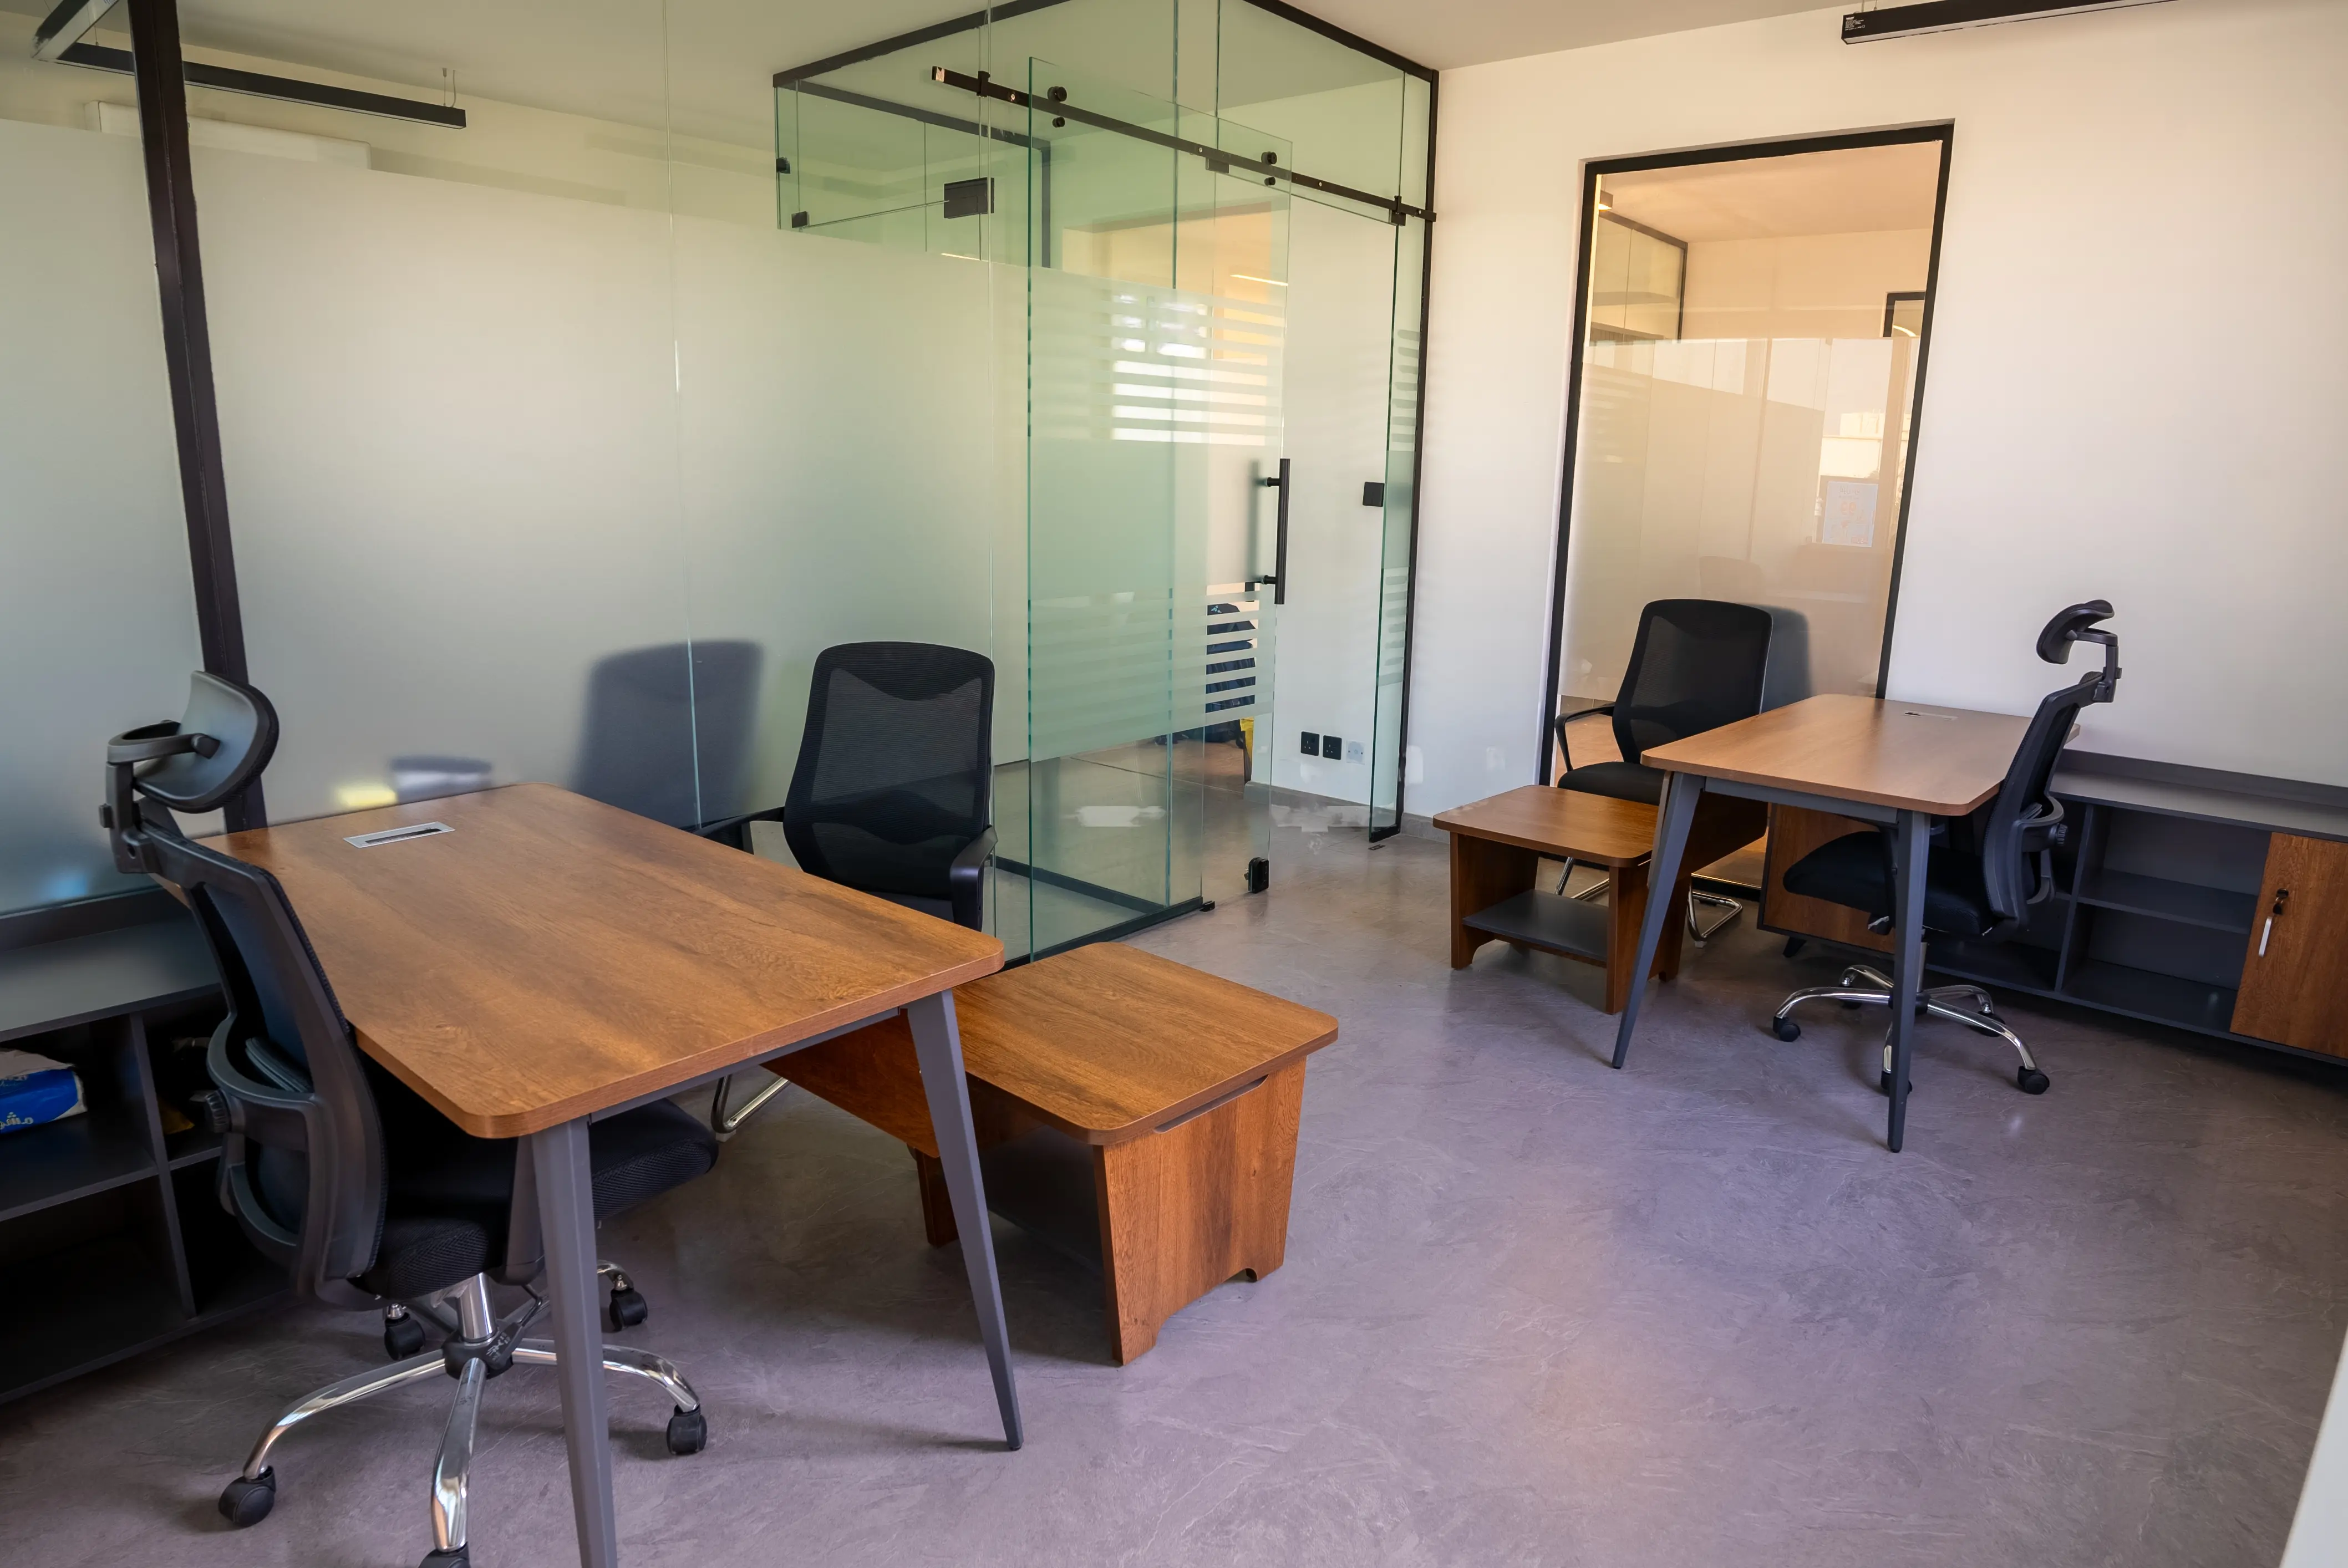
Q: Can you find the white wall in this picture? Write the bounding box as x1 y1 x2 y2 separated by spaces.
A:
1408 0 2348 818
2283 1325 2348 1566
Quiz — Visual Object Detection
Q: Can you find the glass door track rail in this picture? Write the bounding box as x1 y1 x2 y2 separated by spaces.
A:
929 67 1434 226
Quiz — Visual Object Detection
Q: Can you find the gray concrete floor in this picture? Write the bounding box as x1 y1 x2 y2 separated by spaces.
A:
6 827 2346 1567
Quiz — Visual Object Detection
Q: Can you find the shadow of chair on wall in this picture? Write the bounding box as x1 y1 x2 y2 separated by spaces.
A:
573 640 764 828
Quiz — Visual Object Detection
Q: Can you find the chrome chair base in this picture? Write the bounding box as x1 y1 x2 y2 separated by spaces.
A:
221 1273 705 1567
1771 964 2051 1095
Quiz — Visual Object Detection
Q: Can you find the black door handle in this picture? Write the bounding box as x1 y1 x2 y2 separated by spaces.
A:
1257 457 1290 605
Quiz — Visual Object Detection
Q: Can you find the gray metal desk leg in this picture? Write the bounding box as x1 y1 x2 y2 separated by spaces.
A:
530 1118 619 1568
906 990 1024 1450
1610 771 1705 1070
1884 810 1932 1154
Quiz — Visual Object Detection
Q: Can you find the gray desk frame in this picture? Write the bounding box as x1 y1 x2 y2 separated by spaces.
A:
1612 773 1931 1152
517 989 1015 1568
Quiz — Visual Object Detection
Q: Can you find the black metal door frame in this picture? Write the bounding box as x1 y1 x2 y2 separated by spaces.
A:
1537 124 1958 786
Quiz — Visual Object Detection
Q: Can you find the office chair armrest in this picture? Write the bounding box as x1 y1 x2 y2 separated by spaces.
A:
1552 705 1614 783
948 826 997 932
693 804 787 852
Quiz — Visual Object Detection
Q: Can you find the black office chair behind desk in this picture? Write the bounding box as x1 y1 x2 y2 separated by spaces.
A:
1769 601 2124 1097
1554 598 1775 941
697 641 996 1138
108 674 719 1568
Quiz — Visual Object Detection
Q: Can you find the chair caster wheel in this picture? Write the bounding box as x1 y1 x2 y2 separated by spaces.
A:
2017 1067 2050 1095
218 1469 276 1528
384 1311 427 1360
608 1286 649 1330
1771 1016 1801 1042
422 1549 470 1566
666 1407 708 1455
1839 1000 1862 1011
1877 1071 1913 1097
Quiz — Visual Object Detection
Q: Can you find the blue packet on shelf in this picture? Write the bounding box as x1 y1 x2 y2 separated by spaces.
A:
0 1050 85 1133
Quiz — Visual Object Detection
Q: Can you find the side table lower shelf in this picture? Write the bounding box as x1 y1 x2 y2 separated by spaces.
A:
1461 889 1613 964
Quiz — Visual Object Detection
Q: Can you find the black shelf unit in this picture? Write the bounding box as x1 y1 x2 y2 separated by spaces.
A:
1915 752 2348 1061
0 891 286 1406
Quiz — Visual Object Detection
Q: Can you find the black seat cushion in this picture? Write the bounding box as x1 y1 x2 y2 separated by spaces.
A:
355 1084 717 1301
1781 831 1998 940
1558 761 1665 806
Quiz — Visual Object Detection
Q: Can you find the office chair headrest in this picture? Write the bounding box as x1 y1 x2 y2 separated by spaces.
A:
2034 600 2120 704
109 671 279 812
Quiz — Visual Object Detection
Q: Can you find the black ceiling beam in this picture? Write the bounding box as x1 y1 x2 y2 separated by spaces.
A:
57 40 467 127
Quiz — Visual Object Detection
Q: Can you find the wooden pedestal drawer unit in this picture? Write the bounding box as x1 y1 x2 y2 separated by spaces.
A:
2232 834 2348 1055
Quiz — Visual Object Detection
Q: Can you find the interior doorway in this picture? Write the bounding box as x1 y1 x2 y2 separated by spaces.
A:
1544 128 1953 886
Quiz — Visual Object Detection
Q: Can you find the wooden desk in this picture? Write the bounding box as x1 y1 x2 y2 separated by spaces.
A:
1615 696 2031 1152
209 783 1018 1568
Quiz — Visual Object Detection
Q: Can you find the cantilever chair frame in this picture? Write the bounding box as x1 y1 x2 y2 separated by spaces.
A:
1551 707 1747 945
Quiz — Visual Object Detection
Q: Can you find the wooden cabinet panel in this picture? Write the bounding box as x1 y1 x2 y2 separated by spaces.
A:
2230 833 2348 1054
1760 804 1892 954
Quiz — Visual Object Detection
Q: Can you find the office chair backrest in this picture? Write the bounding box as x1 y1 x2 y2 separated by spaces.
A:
784 643 993 900
140 829 387 1311
104 671 277 872
1976 600 2121 926
1613 599 1775 763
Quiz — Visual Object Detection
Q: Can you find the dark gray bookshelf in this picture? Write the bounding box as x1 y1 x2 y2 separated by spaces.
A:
1918 751 2348 1061
0 890 285 1406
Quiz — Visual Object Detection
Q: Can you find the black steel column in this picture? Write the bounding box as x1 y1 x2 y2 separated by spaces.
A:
126 0 263 828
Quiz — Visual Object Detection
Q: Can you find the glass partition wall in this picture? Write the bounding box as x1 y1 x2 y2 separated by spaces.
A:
777 0 1435 954
0 0 1432 964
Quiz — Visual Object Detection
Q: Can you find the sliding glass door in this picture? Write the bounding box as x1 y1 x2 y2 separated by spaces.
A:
1014 57 1290 954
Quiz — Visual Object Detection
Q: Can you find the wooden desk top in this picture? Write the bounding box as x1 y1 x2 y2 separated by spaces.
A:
207 783 1003 1138
789 943 1337 1148
1639 695 2027 817
1432 786 1655 866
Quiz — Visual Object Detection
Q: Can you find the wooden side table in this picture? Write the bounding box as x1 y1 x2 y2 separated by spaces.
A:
1435 786 1765 1014
773 943 1338 1364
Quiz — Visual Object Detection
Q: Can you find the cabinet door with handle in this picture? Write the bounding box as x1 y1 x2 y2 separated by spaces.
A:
2230 833 2348 1054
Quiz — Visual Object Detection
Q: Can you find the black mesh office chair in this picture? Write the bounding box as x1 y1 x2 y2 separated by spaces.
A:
1553 599 1774 941
696 642 995 1137
1768 602 2123 1097
108 675 719 1568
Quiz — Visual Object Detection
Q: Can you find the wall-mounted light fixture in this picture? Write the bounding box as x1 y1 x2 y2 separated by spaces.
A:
1842 0 2174 44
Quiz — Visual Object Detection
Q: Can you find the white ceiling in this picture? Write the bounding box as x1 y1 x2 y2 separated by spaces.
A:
1605 141 1945 241
4 0 1831 149
1307 0 1824 70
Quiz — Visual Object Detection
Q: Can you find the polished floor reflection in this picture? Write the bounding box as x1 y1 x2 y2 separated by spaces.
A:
3 828 2342 1567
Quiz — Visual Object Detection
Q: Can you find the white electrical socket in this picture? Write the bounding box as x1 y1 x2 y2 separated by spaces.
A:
1344 739 1365 763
